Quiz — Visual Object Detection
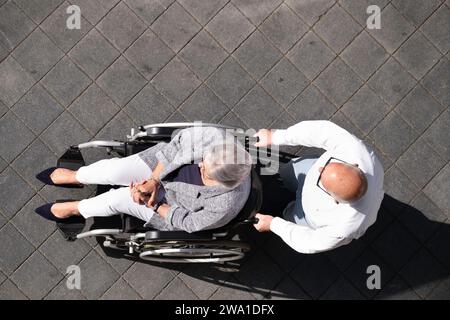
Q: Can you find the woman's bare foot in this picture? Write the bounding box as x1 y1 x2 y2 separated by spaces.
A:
51 201 81 219
50 168 80 185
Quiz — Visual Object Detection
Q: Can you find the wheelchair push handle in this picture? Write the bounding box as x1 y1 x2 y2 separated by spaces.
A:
240 217 259 225
232 132 260 144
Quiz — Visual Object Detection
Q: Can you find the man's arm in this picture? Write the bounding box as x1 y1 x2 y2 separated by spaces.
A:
269 217 346 254
256 120 359 150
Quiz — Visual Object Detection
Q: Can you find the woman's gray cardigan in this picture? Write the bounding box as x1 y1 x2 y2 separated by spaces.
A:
137 126 251 233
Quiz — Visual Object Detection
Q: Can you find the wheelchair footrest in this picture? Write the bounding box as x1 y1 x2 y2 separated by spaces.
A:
57 147 85 170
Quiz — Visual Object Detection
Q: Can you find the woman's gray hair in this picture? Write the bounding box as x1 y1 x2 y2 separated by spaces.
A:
203 142 252 189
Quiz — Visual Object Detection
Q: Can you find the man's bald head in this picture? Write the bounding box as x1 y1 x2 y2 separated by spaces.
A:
319 162 368 203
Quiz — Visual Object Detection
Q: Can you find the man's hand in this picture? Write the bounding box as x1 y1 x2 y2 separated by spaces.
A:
253 129 273 147
253 213 274 232
130 179 159 207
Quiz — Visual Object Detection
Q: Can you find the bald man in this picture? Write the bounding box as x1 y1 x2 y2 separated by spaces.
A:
253 120 384 254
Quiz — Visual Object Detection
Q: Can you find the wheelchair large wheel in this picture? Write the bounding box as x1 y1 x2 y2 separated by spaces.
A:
138 240 250 263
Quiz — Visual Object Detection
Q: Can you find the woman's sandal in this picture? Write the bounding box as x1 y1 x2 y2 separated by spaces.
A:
35 167 83 188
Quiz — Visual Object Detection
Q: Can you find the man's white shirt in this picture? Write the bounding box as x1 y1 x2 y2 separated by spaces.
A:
270 120 385 254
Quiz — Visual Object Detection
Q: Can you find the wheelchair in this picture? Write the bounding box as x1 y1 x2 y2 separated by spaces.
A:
55 122 294 264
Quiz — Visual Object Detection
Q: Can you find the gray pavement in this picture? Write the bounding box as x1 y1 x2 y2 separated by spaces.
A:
0 0 449 300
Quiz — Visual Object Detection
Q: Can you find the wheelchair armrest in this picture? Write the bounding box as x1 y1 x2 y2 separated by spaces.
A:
145 230 214 241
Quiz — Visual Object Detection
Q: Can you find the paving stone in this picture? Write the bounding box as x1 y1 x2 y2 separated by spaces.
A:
376 275 420 300
322 276 365 299
0 42 7 64
209 278 256 300
287 31 336 80
372 220 421 271
340 31 389 81
0 212 6 229
290 254 340 299
11 139 57 190
339 0 390 26
179 30 227 81
0 56 36 107
0 167 35 220
426 276 450 300
260 58 308 107
95 111 135 141
315 58 363 106
68 0 111 25
97 0 120 11
421 57 450 107
11 84 63 135
179 265 230 300
123 262 177 299
124 83 174 125
392 0 443 27
330 111 365 139
218 111 247 129
205 3 255 53
13 0 63 24
155 277 198 300
383 165 420 207
397 138 446 188
260 4 308 54
0 1 35 50
397 192 447 244
368 4 415 54
165 111 188 123
422 110 450 163
151 57 201 107
11 194 56 246
12 28 64 80
0 279 28 300
234 249 284 299
125 29 174 81
94 245 134 275
285 0 335 26
368 58 416 107
314 5 361 54
396 85 445 134
39 230 92 273
421 4 450 53
178 0 227 25
0 99 6 118
77 250 120 299
40 1 92 53
11 251 62 299
41 57 92 107
38 183 95 204
400 248 448 299
97 2 146 52
0 223 34 275
45 279 86 300
341 85 390 134
395 32 442 80
68 84 120 135
263 231 305 273
268 275 310 300
69 28 120 79
234 30 282 80
423 164 450 215
232 0 282 25
124 0 164 25
234 85 283 129
287 84 337 121
97 56 147 107
207 57 255 107
151 2 201 52
345 248 395 299
326 239 367 272
179 85 228 122
101 278 141 300
426 224 450 270
41 111 91 156
0 111 35 163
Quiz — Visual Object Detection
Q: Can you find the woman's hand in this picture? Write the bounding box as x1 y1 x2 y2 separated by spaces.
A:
253 129 273 147
130 178 159 207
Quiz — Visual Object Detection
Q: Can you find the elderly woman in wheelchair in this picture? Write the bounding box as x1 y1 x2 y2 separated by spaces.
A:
37 126 252 235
